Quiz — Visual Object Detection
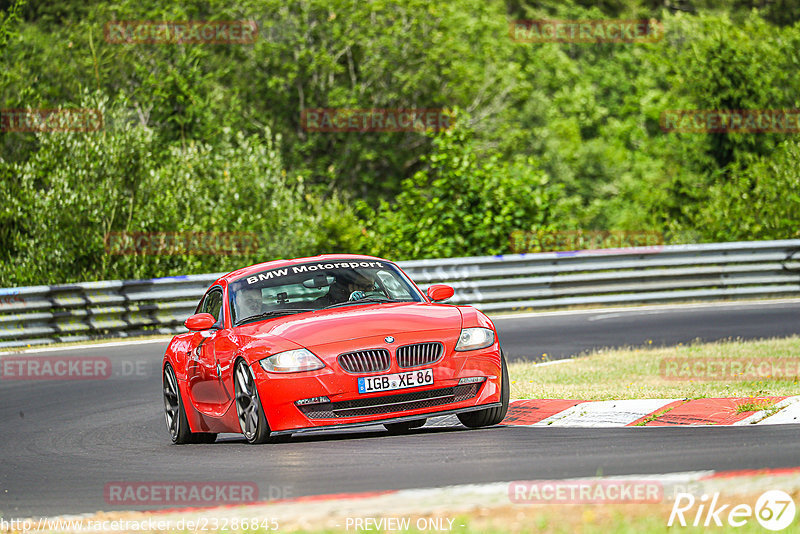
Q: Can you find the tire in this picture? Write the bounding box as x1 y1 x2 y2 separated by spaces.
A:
163 364 218 444
234 360 273 444
457 351 510 428
384 418 426 434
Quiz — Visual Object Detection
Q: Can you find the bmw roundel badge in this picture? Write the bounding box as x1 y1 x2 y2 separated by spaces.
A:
385 336 395 343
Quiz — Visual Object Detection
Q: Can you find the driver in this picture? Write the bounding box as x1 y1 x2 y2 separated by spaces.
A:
235 287 262 319
315 272 374 306
345 273 374 301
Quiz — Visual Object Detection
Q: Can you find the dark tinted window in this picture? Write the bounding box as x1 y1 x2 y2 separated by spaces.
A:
199 288 224 325
229 260 423 325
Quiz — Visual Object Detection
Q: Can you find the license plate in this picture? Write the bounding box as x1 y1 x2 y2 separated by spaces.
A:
358 368 434 394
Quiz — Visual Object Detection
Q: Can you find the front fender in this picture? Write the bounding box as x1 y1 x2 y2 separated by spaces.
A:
162 333 196 380
233 334 307 368
456 305 496 330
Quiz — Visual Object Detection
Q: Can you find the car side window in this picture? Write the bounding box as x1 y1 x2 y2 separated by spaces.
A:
199 288 224 326
376 270 412 300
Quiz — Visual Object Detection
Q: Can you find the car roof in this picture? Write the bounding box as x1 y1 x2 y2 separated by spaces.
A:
216 254 391 286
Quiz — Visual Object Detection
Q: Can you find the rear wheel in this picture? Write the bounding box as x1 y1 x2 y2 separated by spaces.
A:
234 360 273 444
457 351 510 428
384 419 426 434
163 364 217 444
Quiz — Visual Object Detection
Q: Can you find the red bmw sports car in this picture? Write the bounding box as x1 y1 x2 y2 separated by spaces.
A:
162 255 509 444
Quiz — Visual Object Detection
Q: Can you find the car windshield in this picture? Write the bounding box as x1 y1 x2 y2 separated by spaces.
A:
229 259 424 325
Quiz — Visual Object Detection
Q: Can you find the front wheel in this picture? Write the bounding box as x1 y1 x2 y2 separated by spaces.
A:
234 360 273 444
457 351 510 428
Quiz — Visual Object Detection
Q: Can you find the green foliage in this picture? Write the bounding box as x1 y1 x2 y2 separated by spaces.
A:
663 13 798 169
689 138 800 242
0 0 26 49
1 0 799 286
365 114 563 259
2 0 517 198
0 93 363 286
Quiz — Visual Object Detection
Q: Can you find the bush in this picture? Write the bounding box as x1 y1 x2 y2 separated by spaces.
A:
687 138 800 242
364 115 564 259
0 93 365 286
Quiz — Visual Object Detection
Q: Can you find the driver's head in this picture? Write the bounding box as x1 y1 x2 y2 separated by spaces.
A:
235 288 262 318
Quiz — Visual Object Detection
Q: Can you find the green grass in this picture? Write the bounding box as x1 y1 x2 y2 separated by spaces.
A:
734 400 777 413
274 499 800 533
508 336 800 400
36 496 800 534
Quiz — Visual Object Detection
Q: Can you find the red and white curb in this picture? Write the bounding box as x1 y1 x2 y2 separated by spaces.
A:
424 396 800 428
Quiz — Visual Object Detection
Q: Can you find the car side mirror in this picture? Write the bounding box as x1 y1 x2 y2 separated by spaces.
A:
185 313 217 331
426 284 455 302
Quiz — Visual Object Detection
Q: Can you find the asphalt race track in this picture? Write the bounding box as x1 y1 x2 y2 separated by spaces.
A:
496 299 800 361
1 299 800 518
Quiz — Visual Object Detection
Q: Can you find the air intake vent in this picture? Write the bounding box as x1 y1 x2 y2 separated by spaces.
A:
338 349 391 374
297 383 481 419
396 342 444 369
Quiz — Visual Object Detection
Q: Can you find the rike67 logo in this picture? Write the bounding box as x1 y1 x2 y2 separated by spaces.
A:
669 490 796 531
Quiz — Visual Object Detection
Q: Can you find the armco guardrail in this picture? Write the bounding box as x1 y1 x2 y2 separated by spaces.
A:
1 239 798 348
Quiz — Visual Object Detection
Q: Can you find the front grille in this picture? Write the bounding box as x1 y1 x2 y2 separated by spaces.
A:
297 383 481 419
396 342 444 369
338 349 390 374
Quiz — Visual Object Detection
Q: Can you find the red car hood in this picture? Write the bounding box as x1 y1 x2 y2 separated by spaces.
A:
236 302 462 347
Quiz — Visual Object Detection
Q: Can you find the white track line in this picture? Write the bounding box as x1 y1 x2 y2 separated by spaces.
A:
532 358 575 367
534 399 680 427
0 337 172 356
752 396 800 425
490 298 800 320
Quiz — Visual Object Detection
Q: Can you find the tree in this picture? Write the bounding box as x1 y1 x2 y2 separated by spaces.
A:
365 114 564 259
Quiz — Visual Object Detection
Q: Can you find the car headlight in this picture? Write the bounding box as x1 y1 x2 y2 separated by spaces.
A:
454 327 495 351
259 349 325 373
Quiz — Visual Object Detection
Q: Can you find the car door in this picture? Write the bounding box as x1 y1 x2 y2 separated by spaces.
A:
186 287 226 413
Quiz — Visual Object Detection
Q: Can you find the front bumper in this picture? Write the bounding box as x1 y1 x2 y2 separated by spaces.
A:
270 402 503 435
250 332 502 432
295 382 483 419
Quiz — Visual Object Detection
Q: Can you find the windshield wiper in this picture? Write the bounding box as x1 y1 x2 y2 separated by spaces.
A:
235 309 315 325
320 297 409 310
